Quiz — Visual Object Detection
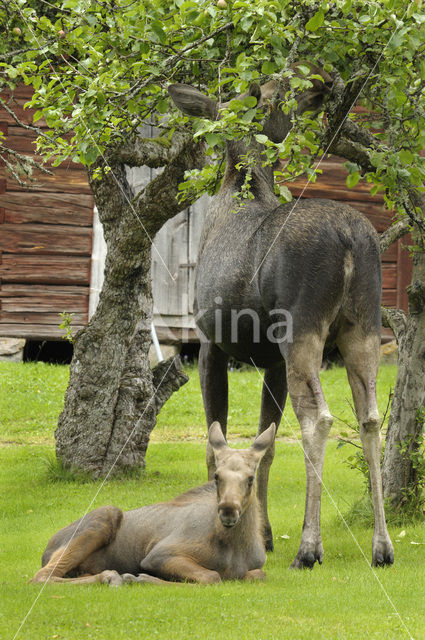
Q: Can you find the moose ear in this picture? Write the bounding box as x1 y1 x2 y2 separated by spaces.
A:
168 84 218 120
289 61 333 115
252 423 276 458
248 83 262 103
208 421 228 451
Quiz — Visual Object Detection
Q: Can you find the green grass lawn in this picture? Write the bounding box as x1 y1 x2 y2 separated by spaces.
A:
1 360 424 640
0 360 397 444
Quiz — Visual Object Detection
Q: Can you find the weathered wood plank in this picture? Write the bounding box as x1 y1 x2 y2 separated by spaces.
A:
0 224 92 255
382 264 397 289
0 254 91 285
1 283 89 295
0 323 84 339
1 292 88 313
6 169 92 193
289 184 382 204
152 209 189 316
382 290 397 306
0 311 87 324
4 205 93 226
381 243 398 262
1 191 93 211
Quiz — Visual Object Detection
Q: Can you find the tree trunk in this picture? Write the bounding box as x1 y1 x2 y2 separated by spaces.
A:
382 240 425 507
55 136 202 475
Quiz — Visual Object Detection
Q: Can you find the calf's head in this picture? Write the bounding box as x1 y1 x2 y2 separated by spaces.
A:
208 422 276 528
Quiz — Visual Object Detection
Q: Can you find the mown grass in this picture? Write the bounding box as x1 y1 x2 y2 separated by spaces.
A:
1 360 424 640
0 360 397 444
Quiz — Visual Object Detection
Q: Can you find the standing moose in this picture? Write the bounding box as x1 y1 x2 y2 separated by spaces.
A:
168 63 394 569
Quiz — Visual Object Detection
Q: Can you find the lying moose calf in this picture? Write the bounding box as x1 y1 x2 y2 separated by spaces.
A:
31 423 276 586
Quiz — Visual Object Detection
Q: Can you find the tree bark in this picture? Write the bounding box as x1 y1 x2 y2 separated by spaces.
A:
382 239 425 507
55 135 203 476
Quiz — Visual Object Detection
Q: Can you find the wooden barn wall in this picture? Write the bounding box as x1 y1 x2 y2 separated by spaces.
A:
0 85 93 340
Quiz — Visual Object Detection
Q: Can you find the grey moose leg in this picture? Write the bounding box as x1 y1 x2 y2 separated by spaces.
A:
337 326 394 566
256 363 287 551
286 334 333 569
199 341 229 479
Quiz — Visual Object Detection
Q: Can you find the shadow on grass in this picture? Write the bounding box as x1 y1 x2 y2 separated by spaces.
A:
41 452 146 484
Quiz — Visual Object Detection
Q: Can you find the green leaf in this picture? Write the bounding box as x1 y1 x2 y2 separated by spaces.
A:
242 95 257 108
277 184 292 202
398 149 414 165
151 20 167 44
346 171 360 188
205 132 221 147
255 134 269 144
157 99 169 114
228 99 244 111
305 9 325 32
241 108 256 122
261 61 276 75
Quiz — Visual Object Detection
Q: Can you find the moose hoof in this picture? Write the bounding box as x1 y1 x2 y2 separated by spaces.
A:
372 538 394 567
122 573 140 584
101 570 124 587
265 538 274 552
290 543 323 570
264 524 274 552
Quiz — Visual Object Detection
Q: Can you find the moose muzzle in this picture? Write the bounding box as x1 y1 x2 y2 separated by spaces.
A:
218 502 241 528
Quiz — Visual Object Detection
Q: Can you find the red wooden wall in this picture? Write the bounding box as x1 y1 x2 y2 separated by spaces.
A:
0 86 94 339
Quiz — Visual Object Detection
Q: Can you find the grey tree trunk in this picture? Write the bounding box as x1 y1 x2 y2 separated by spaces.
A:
55 136 203 475
382 238 425 507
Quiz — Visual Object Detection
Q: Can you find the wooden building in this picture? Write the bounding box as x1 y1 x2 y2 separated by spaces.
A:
0 87 412 344
0 86 93 340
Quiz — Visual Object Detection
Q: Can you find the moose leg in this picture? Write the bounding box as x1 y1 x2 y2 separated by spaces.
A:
286 334 333 569
243 569 266 581
31 506 123 583
257 362 287 551
337 327 394 566
32 570 126 586
141 550 221 584
199 341 229 479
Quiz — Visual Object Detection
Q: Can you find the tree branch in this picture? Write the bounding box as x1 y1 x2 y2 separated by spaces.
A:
0 143 53 186
132 132 205 232
111 131 185 168
381 307 407 341
324 70 371 146
379 218 410 253
152 355 189 415
0 96 51 141
326 136 374 172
